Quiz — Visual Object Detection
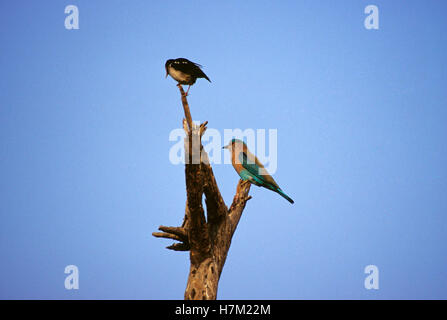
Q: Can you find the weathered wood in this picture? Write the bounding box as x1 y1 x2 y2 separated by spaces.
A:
153 85 251 300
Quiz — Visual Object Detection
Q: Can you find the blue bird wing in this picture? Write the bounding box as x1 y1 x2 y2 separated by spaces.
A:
239 152 294 204
239 152 275 189
238 169 263 186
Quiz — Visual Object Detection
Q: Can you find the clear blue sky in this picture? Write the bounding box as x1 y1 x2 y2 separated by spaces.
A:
1 0 446 299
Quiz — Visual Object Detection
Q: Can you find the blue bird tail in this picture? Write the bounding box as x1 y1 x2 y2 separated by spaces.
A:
276 188 294 204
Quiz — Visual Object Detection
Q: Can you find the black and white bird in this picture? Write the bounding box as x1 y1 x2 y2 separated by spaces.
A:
165 58 211 95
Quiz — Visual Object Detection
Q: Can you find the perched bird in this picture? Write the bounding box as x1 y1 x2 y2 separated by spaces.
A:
223 139 294 204
165 58 211 95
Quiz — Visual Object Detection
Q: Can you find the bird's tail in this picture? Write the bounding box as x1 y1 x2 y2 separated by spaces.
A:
276 188 294 204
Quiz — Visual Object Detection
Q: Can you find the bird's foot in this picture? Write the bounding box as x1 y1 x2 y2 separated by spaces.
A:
177 84 188 97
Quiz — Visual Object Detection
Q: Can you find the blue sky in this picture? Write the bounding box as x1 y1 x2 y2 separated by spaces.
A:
1 0 446 299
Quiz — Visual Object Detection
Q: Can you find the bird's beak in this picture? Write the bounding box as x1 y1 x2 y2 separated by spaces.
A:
222 145 228 149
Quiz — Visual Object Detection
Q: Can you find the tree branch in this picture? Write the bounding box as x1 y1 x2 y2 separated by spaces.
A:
152 231 183 242
178 84 193 131
153 84 252 300
167 242 190 251
201 155 228 223
158 226 187 239
228 180 252 235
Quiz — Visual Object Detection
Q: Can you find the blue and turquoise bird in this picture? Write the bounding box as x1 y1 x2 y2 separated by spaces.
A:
223 139 294 204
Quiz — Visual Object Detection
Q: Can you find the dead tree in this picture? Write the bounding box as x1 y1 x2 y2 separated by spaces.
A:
152 84 252 300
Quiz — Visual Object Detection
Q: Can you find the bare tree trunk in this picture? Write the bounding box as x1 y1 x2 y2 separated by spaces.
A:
153 84 252 300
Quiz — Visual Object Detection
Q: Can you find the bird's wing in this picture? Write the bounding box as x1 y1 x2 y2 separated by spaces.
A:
177 58 202 67
170 59 195 73
196 69 211 82
239 151 279 189
171 58 211 82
